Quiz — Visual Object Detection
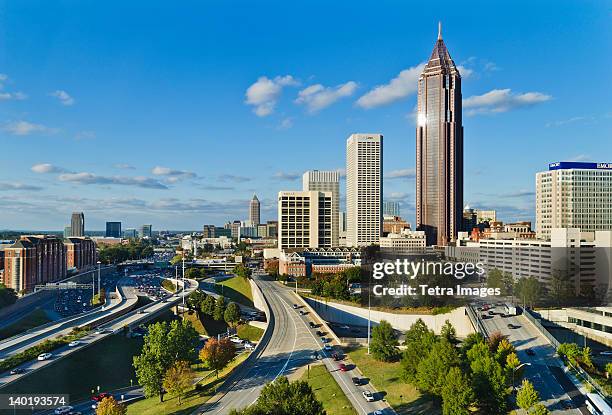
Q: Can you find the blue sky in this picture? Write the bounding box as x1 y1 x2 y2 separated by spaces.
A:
0 0 610 231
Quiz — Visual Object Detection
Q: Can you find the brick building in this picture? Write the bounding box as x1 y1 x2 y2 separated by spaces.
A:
65 237 98 271
3 236 67 293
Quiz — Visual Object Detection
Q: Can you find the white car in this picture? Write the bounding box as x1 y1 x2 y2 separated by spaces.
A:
37 353 52 361
323 344 332 351
68 340 81 347
362 391 375 402
54 406 73 415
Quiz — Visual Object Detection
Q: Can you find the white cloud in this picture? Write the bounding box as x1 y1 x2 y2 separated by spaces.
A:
50 90 75 106
3 121 53 136
456 65 474 79
245 75 299 116
385 168 416 179
277 117 293 130
272 171 300 181
463 89 551 115
0 182 43 191
59 172 168 189
567 154 591 162
113 163 135 170
75 130 95 140
356 63 425 109
31 163 69 174
295 81 358 112
545 116 594 128
151 166 196 183
0 91 27 101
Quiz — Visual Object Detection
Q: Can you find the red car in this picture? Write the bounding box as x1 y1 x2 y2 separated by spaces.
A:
338 363 347 372
91 392 112 408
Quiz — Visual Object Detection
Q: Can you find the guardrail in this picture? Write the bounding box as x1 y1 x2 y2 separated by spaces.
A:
523 309 560 348
466 305 489 339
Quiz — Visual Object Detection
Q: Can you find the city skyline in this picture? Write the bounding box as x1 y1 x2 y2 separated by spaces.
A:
0 1 610 230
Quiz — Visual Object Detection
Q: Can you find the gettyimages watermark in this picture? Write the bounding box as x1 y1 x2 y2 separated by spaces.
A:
359 246 612 309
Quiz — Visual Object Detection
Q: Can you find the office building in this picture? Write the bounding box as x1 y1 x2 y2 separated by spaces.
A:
105 221 122 238
279 247 361 277
476 209 496 224
383 201 401 217
278 191 332 249
382 216 411 235
463 205 477 233
64 237 97 271
415 23 463 246
123 228 138 239
380 229 426 253
266 221 278 239
71 212 85 237
63 226 72 238
536 162 612 240
139 224 152 238
303 170 340 247
250 194 261 226
3 235 67 293
346 133 383 247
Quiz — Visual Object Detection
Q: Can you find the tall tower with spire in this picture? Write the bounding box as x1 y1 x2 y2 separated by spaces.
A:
415 23 464 246
249 194 261 226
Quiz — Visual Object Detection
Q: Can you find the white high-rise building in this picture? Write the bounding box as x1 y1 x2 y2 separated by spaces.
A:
303 170 340 247
536 162 612 240
278 191 332 249
346 133 383 247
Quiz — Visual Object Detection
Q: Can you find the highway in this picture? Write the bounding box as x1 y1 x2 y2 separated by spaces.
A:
196 275 391 415
479 305 587 414
0 278 197 388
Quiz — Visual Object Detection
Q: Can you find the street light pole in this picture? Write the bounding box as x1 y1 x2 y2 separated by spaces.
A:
97 261 101 297
367 278 371 355
182 253 186 311
512 363 531 391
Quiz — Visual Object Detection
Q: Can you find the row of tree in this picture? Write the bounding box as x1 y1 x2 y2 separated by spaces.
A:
369 319 550 414
309 267 361 301
98 240 155 264
0 283 17 309
187 290 241 327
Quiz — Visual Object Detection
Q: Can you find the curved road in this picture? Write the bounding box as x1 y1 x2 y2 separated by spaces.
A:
195 276 390 415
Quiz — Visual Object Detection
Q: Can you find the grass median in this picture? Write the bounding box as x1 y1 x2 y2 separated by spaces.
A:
215 276 253 308
347 346 437 414
300 363 357 415
236 323 264 342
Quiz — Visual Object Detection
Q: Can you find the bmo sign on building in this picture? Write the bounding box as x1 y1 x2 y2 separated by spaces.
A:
537 161 612 239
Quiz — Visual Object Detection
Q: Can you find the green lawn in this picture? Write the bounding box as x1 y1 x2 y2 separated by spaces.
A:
300 364 357 415
127 352 248 415
215 276 254 308
0 308 52 340
236 323 264 342
347 347 438 415
184 310 207 335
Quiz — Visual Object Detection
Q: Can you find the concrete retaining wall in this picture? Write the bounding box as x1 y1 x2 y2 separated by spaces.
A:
304 297 474 338
249 279 267 313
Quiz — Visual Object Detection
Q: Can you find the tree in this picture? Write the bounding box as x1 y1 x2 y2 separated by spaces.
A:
460 332 485 357
187 290 207 310
214 296 226 321
233 264 252 279
581 346 594 370
417 339 460 395
230 376 324 415
440 320 457 343
467 341 509 413
224 302 241 327
201 295 216 316
163 361 194 406
199 338 235 378
486 268 504 292
133 322 172 401
531 403 551 415
516 379 539 411
133 320 199 402
370 320 399 362
605 362 612 378
401 319 436 382
515 277 541 308
96 396 126 415
441 367 474 415
495 338 515 366
0 284 18 309
487 331 507 354
185 268 201 280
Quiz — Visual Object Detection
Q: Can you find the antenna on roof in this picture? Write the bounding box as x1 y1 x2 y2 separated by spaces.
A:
438 21 442 40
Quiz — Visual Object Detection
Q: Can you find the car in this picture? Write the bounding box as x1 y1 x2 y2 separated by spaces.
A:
320 337 328 343
37 352 52 361
373 411 383 415
244 342 255 350
488 310 495 315
338 363 347 371
9 368 24 375
351 377 361 386
292 304 298 309
309 322 316 329
362 391 375 402
599 351 612 356
54 406 73 415
316 330 324 337
560 400 575 409
68 340 81 347
332 352 341 361
507 323 515 329
525 348 535 356
323 344 332 351
91 392 112 408
481 314 488 319
299 310 306 315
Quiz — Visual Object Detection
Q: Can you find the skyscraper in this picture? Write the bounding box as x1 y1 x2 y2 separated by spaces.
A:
249 194 261 226
383 201 400 217
105 221 122 238
415 23 463 246
303 170 340 247
346 133 383 247
139 224 152 238
70 212 85 237
278 191 332 249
